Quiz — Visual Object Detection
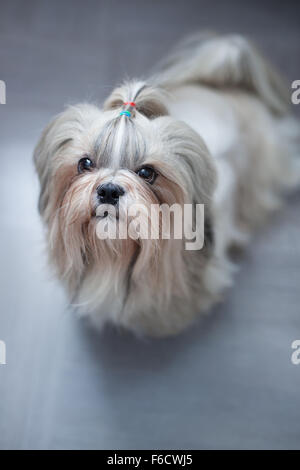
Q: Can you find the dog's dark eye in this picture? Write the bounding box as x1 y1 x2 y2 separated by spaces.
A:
78 157 94 173
136 166 157 184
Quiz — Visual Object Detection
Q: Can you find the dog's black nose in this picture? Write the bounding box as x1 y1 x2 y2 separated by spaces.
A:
97 183 125 205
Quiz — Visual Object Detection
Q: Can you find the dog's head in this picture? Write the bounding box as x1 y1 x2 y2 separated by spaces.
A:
34 81 216 312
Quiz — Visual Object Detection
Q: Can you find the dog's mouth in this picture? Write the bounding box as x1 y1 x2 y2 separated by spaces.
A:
93 204 120 220
96 211 119 221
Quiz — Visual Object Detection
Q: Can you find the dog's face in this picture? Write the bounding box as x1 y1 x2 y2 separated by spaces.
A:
34 82 216 324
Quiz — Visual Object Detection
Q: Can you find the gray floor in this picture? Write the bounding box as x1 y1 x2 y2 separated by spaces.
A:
0 0 300 450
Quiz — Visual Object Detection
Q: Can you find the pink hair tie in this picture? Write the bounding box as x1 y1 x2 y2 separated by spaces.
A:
120 101 136 117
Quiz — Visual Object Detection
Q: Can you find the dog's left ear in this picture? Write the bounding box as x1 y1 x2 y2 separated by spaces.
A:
156 116 217 253
103 81 169 119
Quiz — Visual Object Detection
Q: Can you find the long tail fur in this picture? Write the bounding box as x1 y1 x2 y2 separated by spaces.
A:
153 32 290 115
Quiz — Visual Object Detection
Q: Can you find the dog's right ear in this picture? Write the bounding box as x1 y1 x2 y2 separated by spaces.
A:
34 115 73 216
33 119 56 216
34 104 98 217
103 81 169 119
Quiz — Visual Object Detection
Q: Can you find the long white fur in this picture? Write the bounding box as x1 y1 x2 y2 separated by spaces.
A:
34 33 300 337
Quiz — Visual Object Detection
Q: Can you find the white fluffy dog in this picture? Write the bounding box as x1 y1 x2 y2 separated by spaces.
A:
34 33 300 337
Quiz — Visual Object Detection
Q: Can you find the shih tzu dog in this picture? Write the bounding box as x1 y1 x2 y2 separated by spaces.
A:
34 33 300 337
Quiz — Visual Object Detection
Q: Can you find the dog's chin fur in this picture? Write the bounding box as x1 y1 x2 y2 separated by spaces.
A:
34 33 300 337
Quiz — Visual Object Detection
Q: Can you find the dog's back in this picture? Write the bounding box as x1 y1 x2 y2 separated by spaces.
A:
153 33 300 231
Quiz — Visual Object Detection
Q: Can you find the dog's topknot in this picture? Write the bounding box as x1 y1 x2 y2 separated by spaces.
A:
103 81 169 119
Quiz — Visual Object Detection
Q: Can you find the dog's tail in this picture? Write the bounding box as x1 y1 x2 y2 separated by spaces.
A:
153 32 290 115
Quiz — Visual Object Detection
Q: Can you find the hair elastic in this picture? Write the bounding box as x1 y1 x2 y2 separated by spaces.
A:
120 101 136 117
119 110 131 117
123 102 136 107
